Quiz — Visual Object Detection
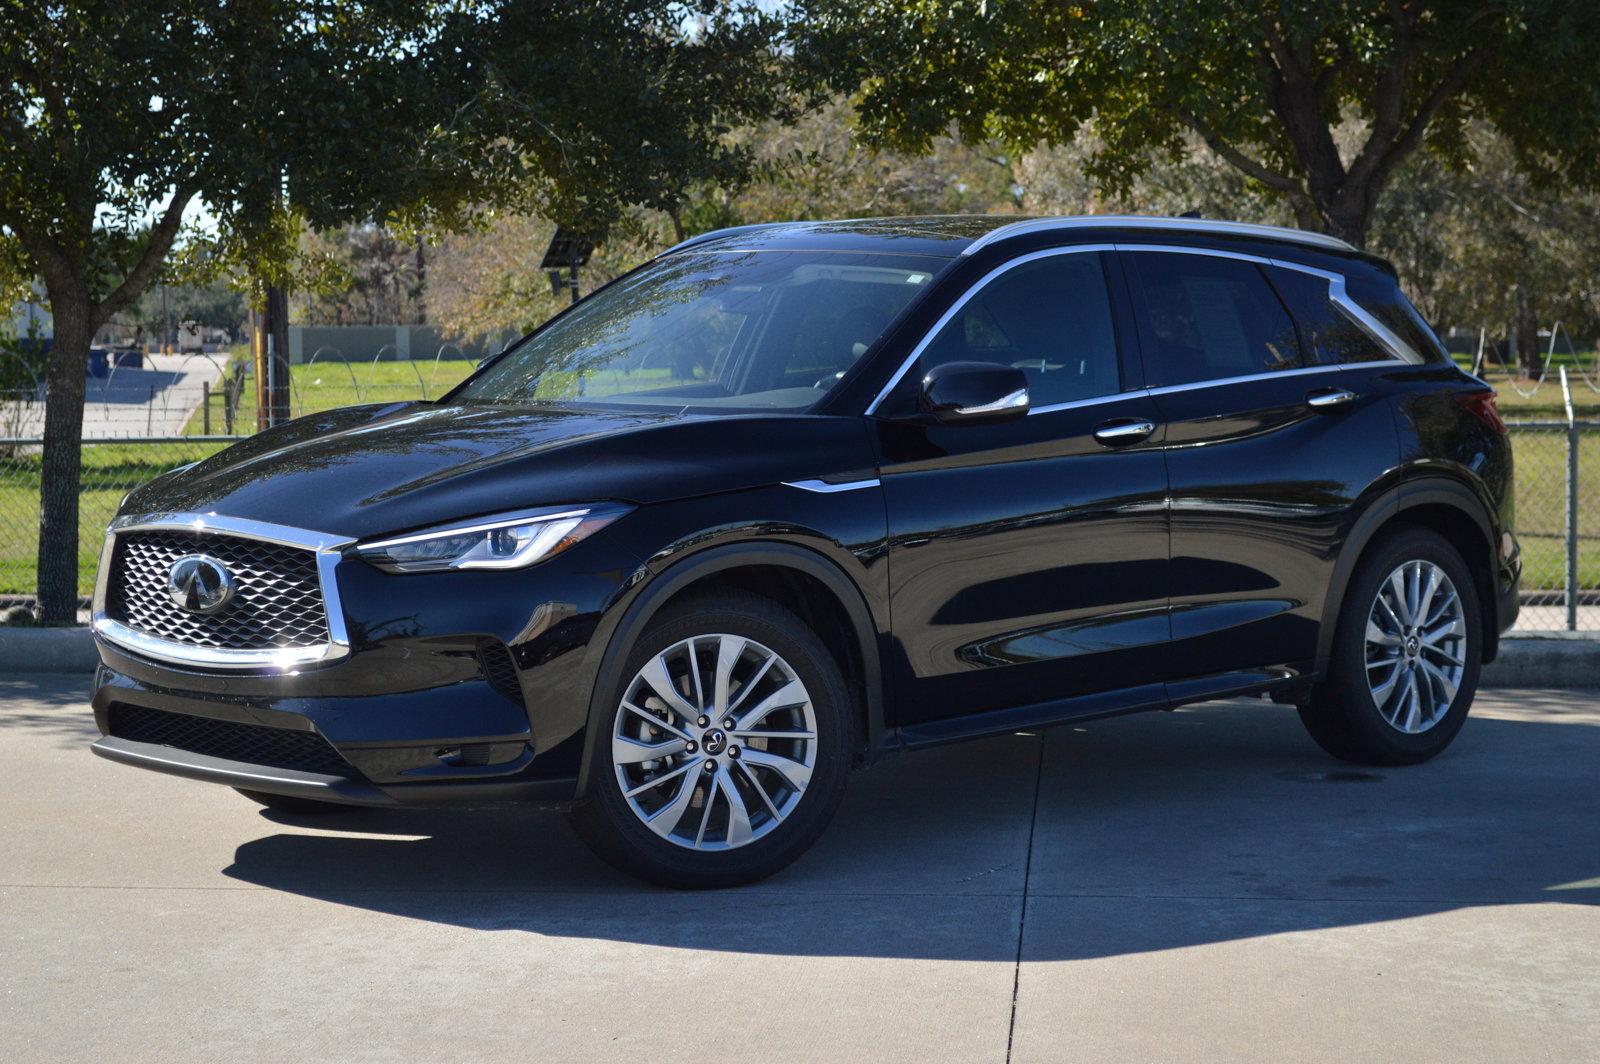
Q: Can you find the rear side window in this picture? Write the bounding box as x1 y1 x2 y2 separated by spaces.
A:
1266 267 1393 365
917 252 1121 407
1124 252 1303 387
1346 276 1450 363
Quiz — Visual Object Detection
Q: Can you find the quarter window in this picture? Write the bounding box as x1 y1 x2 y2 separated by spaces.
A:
1125 253 1303 386
916 253 1121 408
1266 267 1393 365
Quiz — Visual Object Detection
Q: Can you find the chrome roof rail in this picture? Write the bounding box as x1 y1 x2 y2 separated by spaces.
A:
659 222 793 256
959 215 1357 257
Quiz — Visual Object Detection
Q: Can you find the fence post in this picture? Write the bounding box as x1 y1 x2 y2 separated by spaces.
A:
1562 369 1578 631
202 380 211 435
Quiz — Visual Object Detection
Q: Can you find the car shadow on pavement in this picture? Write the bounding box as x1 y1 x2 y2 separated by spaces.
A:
221 696 1600 961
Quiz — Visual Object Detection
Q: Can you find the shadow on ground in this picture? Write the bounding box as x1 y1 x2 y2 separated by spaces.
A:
216 694 1600 960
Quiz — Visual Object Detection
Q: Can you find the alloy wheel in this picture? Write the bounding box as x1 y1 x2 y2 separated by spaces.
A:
1364 559 1467 734
611 634 817 850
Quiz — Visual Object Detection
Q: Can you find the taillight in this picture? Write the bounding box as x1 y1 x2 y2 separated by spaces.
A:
1455 390 1507 435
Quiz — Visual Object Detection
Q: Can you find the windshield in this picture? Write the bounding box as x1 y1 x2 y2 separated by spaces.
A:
456 249 952 413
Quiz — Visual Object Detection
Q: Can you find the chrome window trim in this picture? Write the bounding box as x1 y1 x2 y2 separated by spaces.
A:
1110 242 1424 366
91 511 355 673
864 244 1115 415
783 478 882 494
961 215 1357 257
1142 361 1348 398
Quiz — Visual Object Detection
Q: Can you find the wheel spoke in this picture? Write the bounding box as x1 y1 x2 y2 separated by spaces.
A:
712 635 748 716
625 756 701 799
1366 620 1401 647
685 637 706 712
614 733 688 765
1422 643 1465 667
1401 669 1423 731
731 678 807 731
1370 660 1404 706
643 769 701 838
621 701 691 742
1421 616 1463 644
731 728 818 741
1420 658 1458 706
693 772 718 848
1416 566 1441 626
1388 570 1414 625
739 747 812 792
737 760 782 821
637 653 699 723
718 766 754 848
725 651 778 716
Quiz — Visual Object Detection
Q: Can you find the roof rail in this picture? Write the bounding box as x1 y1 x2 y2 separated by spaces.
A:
659 222 793 257
960 215 1357 257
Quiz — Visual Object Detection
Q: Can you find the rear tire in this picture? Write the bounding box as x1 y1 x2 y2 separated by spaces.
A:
1299 527 1482 765
570 590 852 888
235 788 355 816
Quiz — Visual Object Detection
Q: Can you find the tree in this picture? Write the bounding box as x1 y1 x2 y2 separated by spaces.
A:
1 1 788 623
794 0 1600 248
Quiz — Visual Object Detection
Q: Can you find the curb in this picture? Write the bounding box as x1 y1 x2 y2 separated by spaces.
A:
2 627 1595 686
1484 634 1600 689
0 627 99 674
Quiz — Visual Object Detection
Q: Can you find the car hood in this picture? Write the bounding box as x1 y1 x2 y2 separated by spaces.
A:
124 402 875 540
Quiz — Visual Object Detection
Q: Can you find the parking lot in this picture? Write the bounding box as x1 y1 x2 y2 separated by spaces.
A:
1 674 1595 1063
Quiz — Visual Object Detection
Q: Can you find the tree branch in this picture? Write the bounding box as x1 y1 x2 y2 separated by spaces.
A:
1363 41 1495 196
1179 111 1302 194
93 183 200 325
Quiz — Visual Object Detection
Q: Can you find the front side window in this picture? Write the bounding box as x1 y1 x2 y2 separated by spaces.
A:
915 252 1121 408
1125 252 1303 387
457 249 951 413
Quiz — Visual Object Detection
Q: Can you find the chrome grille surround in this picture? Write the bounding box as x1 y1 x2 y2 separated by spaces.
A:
92 513 354 671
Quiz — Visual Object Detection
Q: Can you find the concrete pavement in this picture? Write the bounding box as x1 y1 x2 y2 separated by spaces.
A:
0 676 1595 1062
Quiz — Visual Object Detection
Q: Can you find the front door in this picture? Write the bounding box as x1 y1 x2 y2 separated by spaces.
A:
874 248 1171 728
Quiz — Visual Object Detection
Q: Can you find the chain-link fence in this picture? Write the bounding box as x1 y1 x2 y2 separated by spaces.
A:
1 426 1597 630
1507 422 1599 631
0 438 242 603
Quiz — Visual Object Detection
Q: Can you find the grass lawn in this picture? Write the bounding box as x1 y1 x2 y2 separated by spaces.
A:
0 441 233 597
183 352 479 435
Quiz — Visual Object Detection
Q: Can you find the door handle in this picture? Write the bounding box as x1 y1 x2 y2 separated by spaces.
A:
1093 418 1156 446
1306 387 1356 410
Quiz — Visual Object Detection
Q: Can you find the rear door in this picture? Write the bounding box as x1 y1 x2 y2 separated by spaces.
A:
1117 246 1400 693
874 247 1171 728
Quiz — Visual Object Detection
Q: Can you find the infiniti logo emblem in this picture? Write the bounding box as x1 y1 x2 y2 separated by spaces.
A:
167 555 237 615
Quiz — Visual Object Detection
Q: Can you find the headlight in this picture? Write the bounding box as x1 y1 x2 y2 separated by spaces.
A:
355 505 628 574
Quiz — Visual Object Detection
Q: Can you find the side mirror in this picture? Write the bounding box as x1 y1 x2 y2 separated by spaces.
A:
919 361 1030 424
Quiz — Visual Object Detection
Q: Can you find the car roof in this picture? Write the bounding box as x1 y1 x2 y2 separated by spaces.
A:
661 213 1376 266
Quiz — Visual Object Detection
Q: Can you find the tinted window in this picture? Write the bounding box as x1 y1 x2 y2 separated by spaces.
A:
1267 267 1392 365
458 249 949 413
1346 276 1449 363
1126 253 1303 386
917 253 1120 407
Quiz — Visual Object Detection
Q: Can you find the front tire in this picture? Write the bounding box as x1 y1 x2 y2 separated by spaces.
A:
1299 527 1482 765
570 591 852 888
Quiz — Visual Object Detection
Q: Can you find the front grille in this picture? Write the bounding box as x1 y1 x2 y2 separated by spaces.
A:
108 704 355 777
107 531 330 650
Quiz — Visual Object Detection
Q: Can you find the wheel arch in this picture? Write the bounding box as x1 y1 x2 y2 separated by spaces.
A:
1317 475 1501 672
573 541 887 800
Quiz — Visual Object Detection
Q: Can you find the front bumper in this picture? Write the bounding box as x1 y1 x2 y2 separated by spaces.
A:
88 517 647 807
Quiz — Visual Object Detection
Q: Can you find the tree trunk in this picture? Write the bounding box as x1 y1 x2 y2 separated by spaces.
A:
1513 291 1542 378
34 294 94 626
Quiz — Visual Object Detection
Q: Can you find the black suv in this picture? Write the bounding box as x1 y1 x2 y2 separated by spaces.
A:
91 215 1520 887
